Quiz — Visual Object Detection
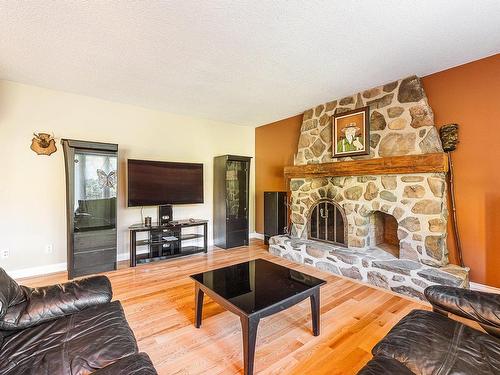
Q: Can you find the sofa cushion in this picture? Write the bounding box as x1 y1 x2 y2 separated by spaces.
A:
357 356 414 374
0 269 26 318
0 301 137 375
91 353 157 375
372 309 500 375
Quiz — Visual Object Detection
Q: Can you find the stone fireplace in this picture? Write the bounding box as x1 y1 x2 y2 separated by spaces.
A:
268 75 469 300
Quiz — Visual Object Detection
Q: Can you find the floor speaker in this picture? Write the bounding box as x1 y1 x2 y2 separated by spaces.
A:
264 192 287 244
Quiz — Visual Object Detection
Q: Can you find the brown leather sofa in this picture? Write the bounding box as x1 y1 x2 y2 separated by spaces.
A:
358 285 500 374
0 268 157 374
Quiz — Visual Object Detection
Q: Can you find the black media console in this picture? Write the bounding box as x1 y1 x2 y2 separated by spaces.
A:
129 219 208 267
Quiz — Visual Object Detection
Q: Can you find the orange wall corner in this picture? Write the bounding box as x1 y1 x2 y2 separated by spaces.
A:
255 114 303 234
422 53 500 286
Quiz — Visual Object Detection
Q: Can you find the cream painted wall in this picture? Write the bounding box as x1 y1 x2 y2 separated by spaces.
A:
0 80 255 275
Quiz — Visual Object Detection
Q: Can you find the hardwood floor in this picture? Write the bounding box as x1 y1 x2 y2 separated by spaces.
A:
20 239 428 374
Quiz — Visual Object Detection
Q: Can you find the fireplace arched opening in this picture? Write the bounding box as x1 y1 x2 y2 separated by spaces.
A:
307 199 347 247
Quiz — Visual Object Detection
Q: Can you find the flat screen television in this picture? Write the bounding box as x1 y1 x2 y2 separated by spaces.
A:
127 159 204 207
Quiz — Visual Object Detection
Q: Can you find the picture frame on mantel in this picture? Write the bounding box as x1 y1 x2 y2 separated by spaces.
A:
333 106 370 158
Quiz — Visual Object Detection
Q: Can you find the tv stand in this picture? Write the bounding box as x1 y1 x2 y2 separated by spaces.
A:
129 219 208 267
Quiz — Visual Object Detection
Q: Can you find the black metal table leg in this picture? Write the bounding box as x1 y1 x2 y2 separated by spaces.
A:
195 285 204 328
310 288 320 336
240 316 260 375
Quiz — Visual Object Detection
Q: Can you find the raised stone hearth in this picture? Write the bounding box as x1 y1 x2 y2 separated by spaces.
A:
269 235 468 300
268 75 469 300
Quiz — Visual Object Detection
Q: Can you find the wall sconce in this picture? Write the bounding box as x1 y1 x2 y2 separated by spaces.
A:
30 132 57 156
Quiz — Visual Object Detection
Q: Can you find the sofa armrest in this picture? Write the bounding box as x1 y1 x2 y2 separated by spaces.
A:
0 275 112 330
424 285 500 337
91 353 157 375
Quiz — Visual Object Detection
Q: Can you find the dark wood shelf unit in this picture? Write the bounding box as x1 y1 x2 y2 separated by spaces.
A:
213 155 252 249
129 219 208 267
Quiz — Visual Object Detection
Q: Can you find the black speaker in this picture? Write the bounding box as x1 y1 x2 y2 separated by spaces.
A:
264 192 287 244
158 205 173 225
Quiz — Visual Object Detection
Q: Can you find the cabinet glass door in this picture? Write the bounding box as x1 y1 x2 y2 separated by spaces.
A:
225 160 248 247
226 160 248 221
73 150 117 232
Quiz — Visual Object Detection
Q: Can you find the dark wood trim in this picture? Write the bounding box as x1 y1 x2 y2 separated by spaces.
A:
284 153 449 179
61 141 76 279
63 139 118 151
223 154 254 162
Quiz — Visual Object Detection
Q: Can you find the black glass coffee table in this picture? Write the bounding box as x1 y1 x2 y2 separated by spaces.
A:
190 258 326 375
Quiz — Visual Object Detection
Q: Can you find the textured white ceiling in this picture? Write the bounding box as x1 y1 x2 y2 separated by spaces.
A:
1 1 499 126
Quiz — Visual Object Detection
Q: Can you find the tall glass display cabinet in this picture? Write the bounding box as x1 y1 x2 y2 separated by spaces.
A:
62 139 118 279
213 155 252 249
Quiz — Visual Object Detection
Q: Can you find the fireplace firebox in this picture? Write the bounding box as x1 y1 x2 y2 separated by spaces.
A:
370 211 399 258
308 200 347 247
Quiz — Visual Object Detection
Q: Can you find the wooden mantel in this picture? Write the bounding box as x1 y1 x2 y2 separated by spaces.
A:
284 153 448 179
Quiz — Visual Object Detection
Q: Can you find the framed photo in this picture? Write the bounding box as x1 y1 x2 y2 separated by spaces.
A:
333 106 370 157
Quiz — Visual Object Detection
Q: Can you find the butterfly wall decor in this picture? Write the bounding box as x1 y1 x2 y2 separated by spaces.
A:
97 169 117 189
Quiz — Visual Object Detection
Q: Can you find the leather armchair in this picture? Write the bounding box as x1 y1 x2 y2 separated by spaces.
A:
0 268 112 330
358 285 500 375
425 285 500 338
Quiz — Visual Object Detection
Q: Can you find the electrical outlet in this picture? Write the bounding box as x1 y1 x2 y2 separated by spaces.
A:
45 244 53 254
1 249 9 259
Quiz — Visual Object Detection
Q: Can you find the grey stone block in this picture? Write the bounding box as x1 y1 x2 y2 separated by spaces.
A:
372 260 421 276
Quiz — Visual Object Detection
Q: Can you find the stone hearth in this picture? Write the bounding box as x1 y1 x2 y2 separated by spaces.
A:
268 75 469 300
269 235 468 300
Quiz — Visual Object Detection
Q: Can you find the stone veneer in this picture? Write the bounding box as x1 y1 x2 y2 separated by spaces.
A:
268 75 469 300
295 75 441 165
289 173 449 267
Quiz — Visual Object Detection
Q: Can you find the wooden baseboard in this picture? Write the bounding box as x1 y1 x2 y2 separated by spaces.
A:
250 232 264 240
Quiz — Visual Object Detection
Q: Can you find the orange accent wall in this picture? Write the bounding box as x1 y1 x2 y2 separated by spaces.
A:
255 53 500 287
422 53 500 287
255 114 303 234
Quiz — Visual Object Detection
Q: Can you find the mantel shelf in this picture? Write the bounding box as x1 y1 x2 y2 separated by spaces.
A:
284 153 448 179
